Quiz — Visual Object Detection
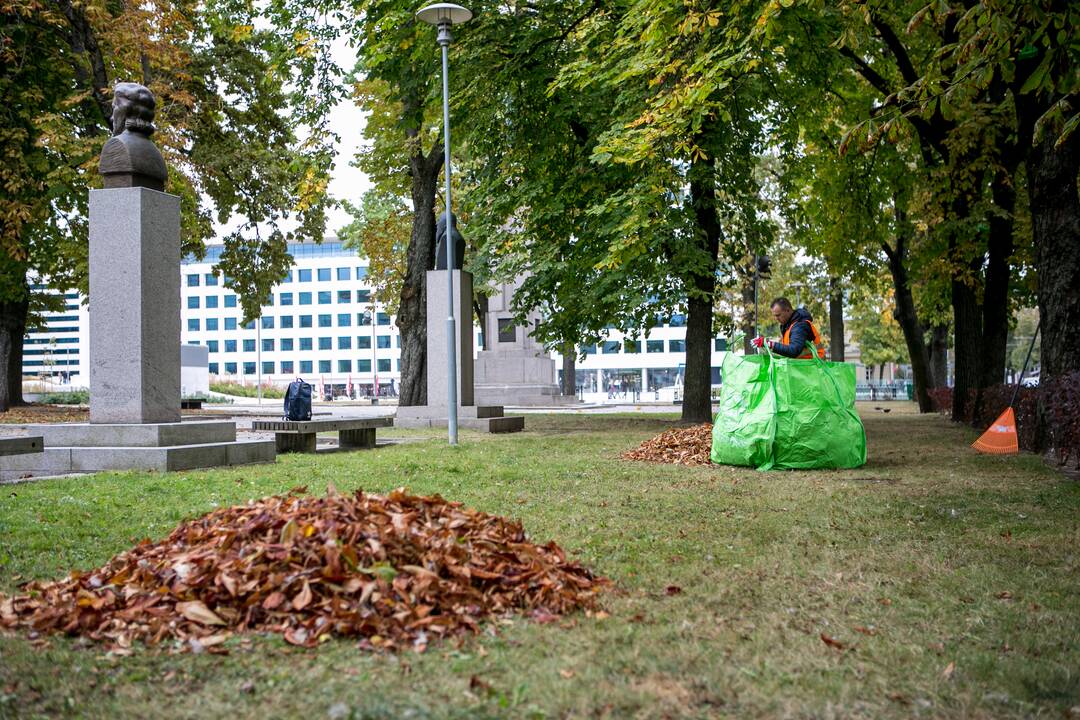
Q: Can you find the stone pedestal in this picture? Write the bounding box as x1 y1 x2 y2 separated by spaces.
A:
89 187 181 424
395 270 523 433
426 269 474 408
474 275 578 407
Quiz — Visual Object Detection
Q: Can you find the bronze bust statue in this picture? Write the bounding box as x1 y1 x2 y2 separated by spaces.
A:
99 82 167 191
435 212 465 270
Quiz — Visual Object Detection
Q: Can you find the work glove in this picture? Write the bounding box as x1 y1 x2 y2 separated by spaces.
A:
751 336 772 349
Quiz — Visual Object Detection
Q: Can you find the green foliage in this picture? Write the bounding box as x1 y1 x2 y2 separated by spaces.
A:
35 390 90 405
209 382 286 399
338 192 412 316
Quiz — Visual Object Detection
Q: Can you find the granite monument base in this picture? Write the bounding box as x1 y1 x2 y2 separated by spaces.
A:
0 420 275 481
395 405 525 433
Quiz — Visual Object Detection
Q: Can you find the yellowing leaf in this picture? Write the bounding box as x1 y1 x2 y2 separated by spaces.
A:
176 600 226 626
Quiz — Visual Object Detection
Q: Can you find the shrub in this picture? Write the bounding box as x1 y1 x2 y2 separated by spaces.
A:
37 390 90 405
929 372 1080 468
209 382 285 399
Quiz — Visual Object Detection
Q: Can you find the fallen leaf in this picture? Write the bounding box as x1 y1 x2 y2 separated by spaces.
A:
262 592 285 611
996 591 1013 600
665 585 683 596
469 675 494 695
559 669 575 679
853 625 877 636
942 661 956 679
292 582 313 611
176 600 225 626
820 633 850 651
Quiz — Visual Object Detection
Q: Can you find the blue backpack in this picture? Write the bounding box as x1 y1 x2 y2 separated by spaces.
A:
283 378 312 421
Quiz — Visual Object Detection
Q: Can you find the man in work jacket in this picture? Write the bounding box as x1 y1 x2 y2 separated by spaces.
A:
751 296 827 359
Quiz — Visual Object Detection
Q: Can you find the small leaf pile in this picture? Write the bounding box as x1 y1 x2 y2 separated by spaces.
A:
0 487 607 653
621 424 712 466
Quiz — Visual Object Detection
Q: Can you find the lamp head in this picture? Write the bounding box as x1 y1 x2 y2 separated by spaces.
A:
416 3 472 25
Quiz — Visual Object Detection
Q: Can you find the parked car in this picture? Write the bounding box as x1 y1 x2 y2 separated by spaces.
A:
1021 374 1039 388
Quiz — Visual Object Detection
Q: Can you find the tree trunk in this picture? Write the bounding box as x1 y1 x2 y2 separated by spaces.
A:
0 292 29 413
884 236 934 412
682 156 722 424
561 342 575 396
829 276 845 362
1029 126 1080 380
929 323 949 387
740 276 755 354
396 146 443 407
950 273 982 422
979 172 1016 390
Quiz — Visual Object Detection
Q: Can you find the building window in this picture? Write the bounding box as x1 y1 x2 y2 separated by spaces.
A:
280 292 293 306
206 296 219 309
243 339 255 352
225 362 237 374
714 337 728 351
669 339 686 353
319 359 331 373
580 344 596 355
497 318 516 343
337 290 351 304
338 336 352 350
207 340 219 353
298 268 312 282
338 359 351 372
318 291 331 304
300 360 313 374
624 340 640 353
244 362 256 375
336 267 350 281
377 312 391 326
225 317 237 331
280 315 294 329
377 358 391 373
356 289 370 302
225 295 237 308
282 270 293 283
209 362 219 374
262 361 274 375
602 341 621 354
377 335 391 349
358 312 371 326
318 314 332 328
317 268 331 282
647 368 681 392
281 360 294 374
358 359 371 372
244 320 255 330
186 274 200 287
337 313 351 327
280 338 294 351
358 335 371 349
263 294 274 307
262 339 274 352
299 315 312 328
318 337 331 350
299 337 312 351
187 318 200 331
669 313 687 327
356 267 368 280
204 273 218 286
187 296 200 309
225 339 237 352
646 339 664 353
299 292 312 305
261 316 274 329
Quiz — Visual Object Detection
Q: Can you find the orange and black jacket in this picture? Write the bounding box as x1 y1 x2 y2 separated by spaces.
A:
772 308 826 359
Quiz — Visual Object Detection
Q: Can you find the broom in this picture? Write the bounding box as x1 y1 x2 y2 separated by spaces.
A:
972 320 1040 455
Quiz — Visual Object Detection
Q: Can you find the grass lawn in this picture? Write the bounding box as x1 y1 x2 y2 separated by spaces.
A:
1 405 1077 719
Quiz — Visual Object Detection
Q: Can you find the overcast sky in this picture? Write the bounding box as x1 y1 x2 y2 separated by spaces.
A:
324 34 374 235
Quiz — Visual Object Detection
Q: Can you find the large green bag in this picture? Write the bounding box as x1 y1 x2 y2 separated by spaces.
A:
710 345 866 470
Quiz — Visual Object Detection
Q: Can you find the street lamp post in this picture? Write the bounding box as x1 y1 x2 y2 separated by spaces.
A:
370 303 378 405
417 2 472 446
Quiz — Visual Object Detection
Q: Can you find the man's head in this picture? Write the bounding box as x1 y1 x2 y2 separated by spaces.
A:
770 297 794 326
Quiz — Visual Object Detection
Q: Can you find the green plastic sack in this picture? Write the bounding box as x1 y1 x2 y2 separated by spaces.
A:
710 345 866 470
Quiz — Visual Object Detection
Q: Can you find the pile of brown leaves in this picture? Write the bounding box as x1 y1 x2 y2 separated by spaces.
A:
0 487 607 653
621 424 713 466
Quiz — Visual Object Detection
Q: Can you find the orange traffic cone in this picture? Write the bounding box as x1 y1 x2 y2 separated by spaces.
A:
972 407 1019 455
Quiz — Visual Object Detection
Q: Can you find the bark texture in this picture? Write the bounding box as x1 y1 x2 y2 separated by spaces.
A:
561 343 575 396
883 233 934 412
396 145 444 407
929 323 949 388
683 157 722 424
829 276 845 363
1029 127 1080 380
0 294 29 412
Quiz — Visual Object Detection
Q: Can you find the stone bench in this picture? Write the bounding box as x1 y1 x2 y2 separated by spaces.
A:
251 417 393 453
0 436 44 457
